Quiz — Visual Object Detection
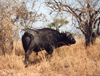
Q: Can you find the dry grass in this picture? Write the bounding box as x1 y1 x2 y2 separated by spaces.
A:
0 38 100 76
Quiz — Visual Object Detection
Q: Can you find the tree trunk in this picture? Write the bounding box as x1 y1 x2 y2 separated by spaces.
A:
91 32 96 44
85 31 92 46
85 23 92 46
84 23 96 47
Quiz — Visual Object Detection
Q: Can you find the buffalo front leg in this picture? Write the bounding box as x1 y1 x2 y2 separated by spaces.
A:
24 49 33 67
45 45 53 61
45 44 53 54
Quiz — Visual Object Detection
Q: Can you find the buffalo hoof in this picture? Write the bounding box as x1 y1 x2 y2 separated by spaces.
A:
25 64 28 68
24 61 28 68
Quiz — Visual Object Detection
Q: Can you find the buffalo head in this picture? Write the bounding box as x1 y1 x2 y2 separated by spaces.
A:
61 32 76 45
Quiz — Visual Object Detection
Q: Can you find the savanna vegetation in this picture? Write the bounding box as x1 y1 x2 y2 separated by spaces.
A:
0 38 100 76
0 0 100 76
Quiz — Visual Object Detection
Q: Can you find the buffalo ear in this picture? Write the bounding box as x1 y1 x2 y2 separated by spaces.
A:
66 32 70 37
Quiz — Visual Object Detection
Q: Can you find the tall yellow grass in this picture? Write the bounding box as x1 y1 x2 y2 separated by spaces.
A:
0 38 100 76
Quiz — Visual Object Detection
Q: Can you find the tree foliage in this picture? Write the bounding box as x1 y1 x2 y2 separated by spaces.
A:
47 19 69 31
0 1 13 55
0 0 43 55
45 0 100 46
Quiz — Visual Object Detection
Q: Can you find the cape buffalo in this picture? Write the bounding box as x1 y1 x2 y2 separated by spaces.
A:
22 28 76 67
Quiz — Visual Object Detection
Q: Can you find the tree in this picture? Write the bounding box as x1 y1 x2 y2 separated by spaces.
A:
47 19 69 32
10 0 46 35
45 0 100 46
0 0 43 55
0 0 14 55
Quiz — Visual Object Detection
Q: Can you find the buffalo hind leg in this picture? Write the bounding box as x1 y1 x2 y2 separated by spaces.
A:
24 49 33 67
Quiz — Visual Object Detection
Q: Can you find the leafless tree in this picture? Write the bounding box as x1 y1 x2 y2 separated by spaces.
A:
45 0 100 46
